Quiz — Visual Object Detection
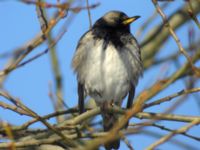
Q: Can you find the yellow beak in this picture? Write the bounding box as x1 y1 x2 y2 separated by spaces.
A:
122 16 140 25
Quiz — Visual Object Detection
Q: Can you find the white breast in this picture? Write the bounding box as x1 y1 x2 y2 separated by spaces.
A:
78 40 139 105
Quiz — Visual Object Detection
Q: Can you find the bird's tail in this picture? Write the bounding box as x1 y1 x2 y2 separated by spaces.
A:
102 112 120 150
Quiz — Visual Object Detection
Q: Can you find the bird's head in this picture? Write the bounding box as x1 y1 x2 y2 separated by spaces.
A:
93 11 140 30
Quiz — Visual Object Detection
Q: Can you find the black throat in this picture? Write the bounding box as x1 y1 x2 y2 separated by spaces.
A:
91 26 131 50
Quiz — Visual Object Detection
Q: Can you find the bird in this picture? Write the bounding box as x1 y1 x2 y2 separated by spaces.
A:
72 11 143 150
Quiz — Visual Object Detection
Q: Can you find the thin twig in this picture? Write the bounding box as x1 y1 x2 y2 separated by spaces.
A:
0 90 76 147
0 11 63 76
146 118 200 150
86 0 92 28
151 123 200 141
136 2 169 38
152 0 200 76
2 121 16 150
0 101 30 116
21 0 100 13
144 87 200 108
16 28 66 69
35 1 66 122
187 0 200 29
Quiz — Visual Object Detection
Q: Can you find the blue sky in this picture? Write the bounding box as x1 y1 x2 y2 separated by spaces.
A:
0 0 200 149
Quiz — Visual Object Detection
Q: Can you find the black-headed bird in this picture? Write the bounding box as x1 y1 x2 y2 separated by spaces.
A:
72 11 143 150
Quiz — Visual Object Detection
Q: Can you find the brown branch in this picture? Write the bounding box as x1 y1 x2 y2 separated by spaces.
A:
144 87 200 108
36 0 48 32
135 112 200 123
2 121 16 150
1 105 200 149
0 10 64 76
128 122 200 141
187 0 200 29
0 90 76 148
86 0 92 28
136 2 170 38
16 26 66 69
152 0 200 77
20 0 100 12
35 1 66 122
151 123 200 141
0 108 78 135
69 107 200 149
0 101 30 116
152 0 198 74
134 47 200 109
121 135 134 150
144 38 200 69
0 135 62 149
141 0 200 66
1 106 199 137
146 118 200 150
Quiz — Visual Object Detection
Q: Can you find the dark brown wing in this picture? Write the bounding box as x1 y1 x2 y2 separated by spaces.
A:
78 82 84 114
126 83 135 109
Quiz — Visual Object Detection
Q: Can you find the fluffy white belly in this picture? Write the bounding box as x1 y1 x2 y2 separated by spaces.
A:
82 42 133 105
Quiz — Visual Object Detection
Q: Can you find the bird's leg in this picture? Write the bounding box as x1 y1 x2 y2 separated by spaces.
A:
101 100 115 113
101 101 109 113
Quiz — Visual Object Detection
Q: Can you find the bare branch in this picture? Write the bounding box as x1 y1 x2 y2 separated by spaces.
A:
146 118 200 150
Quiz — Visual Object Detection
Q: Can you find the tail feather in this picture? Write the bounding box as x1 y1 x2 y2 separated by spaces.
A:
102 112 120 150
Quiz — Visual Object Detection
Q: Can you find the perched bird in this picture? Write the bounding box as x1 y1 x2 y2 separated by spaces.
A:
72 11 143 150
